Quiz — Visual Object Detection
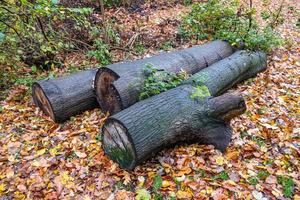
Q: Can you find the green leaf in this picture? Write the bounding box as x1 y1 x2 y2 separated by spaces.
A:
136 189 151 200
219 171 230 180
153 175 163 191
277 176 294 198
31 65 37 73
51 0 58 4
248 177 258 186
257 170 269 180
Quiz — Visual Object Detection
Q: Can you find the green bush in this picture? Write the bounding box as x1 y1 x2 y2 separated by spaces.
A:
87 39 112 65
0 0 95 67
179 0 283 52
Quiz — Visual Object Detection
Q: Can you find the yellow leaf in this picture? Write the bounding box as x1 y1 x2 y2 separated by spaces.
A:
216 156 224 165
206 186 213 194
176 190 193 199
83 195 91 200
294 195 300 200
0 183 6 193
61 171 74 185
36 148 46 156
162 180 171 188
49 146 60 156
137 176 145 187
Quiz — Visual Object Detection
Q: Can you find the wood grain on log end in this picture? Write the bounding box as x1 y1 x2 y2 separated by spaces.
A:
94 68 122 114
102 118 136 170
32 83 55 120
32 69 98 123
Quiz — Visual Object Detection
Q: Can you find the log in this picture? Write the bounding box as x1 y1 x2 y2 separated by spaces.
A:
32 69 98 123
185 50 267 96
101 87 246 170
94 40 234 114
101 50 267 170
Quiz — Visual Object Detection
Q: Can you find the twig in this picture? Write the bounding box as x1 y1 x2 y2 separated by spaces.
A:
248 0 253 31
36 16 49 42
270 0 284 28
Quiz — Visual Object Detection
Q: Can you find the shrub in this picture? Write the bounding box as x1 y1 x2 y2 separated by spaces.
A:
87 39 112 65
179 0 284 52
0 0 95 67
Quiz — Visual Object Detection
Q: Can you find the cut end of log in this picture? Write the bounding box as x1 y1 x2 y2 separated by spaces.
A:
102 119 136 170
32 83 55 120
94 68 122 114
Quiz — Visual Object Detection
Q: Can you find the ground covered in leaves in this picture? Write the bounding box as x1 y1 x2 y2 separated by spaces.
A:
0 0 299 199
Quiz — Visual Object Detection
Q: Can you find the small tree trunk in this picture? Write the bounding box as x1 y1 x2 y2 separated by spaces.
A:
185 50 267 96
32 69 98 123
102 87 246 170
94 40 234 114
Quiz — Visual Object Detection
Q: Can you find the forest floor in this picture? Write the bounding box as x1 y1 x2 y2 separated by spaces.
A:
0 0 299 199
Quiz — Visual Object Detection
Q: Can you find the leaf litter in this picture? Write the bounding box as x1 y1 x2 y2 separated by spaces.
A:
0 0 299 199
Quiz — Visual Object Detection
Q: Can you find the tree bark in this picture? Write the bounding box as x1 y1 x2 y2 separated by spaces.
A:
32 69 99 123
102 87 246 170
185 50 267 96
94 40 234 114
101 50 267 170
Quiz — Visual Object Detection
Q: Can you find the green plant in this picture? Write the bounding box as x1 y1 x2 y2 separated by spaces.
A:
95 134 102 141
277 176 294 198
179 0 284 52
136 188 151 200
257 170 269 180
195 169 206 177
153 175 163 191
247 177 258 186
0 0 94 67
159 41 172 51
183 0 193 6
134 43 147 55
213 171 230 181
139 64 188 100
219 171 230 180
88 39 112 65
252 136 266 147
152 175 163 200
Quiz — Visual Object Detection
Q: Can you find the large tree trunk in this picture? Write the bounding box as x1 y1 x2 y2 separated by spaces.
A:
101 50 267 170
102 88 246 170
94 40 234 114
32 69 98 123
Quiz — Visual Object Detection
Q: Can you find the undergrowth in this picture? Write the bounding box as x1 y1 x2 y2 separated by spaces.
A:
179 0 284 52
